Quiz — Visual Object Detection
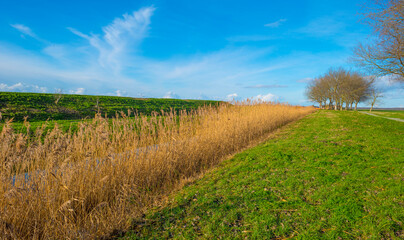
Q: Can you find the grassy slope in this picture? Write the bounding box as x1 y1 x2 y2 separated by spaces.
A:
0 92 221 122
124 111 403 239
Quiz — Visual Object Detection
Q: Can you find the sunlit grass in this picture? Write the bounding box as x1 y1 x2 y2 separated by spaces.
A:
362 110 404 120
125 110 403 239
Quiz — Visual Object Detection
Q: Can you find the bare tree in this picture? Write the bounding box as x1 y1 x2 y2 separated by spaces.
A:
339 70 354 110
353 0 404 82
306 68 373 111
351 74 374 110
325 67 350 110
306 78 323 108
54 89 63 105
369 88 383 112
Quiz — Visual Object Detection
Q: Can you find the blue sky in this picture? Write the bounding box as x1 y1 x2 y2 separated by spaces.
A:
0 0 403 107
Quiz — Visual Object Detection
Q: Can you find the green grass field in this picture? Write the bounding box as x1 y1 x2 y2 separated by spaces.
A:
361 110 404 120
0 92 222 133
0 92 221 122
1 118 88 134
124 110 404 239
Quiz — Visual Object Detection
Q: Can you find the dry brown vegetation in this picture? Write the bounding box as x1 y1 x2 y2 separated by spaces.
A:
0 102 315 239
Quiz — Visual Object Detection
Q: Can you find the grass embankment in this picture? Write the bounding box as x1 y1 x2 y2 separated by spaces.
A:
125 111 404 239
0 102 314 239
0 92 220 122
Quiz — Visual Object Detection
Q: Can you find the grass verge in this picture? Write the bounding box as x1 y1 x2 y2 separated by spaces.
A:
361 110 404 120
124 110 404 239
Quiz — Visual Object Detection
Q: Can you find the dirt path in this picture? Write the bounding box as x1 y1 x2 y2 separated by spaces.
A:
359 111 404 123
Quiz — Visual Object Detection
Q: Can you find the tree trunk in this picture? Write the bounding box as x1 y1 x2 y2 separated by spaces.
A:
370 95 377 112
354 102 358 111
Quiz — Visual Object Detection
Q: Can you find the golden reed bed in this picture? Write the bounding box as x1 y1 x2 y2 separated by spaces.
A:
0 101 315 239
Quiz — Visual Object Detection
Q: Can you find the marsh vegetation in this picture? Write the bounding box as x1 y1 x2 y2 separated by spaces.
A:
0 101 314 239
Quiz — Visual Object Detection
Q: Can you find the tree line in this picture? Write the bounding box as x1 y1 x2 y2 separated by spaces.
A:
306 68 378 111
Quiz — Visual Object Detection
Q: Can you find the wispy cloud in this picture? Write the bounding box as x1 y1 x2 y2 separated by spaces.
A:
296 16 345 37
374 75 404 92
10 24 37 38
10 24 48 43
0 41 346 101
0 7 158 95
68 6 156 73
296 77 313 83
2 6 383 105
264 19 287 28
137 46 281 94
244 84 287 89
43 44 67 60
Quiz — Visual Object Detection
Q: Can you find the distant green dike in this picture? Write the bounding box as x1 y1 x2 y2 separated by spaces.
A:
124 110 403 239
0 92 222 122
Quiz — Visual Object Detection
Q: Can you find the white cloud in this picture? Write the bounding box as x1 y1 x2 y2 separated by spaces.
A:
264 19 287 28
3 7 400 106
68 6 155 73
225 93 238 101
10 24 37 38
43 44 69 61
32 85 48 93
115 90 123 96
373 75 404 95
163 91 180 99
0 82 47 93
0 82 22 91
0 51 84 82
252 93 278 102
138 46 283 97
0 37 148 95
69 87 85 94
0 7 302 100
0 39 351 101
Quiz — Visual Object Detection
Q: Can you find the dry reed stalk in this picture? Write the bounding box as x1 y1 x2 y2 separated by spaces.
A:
0 102 315 239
